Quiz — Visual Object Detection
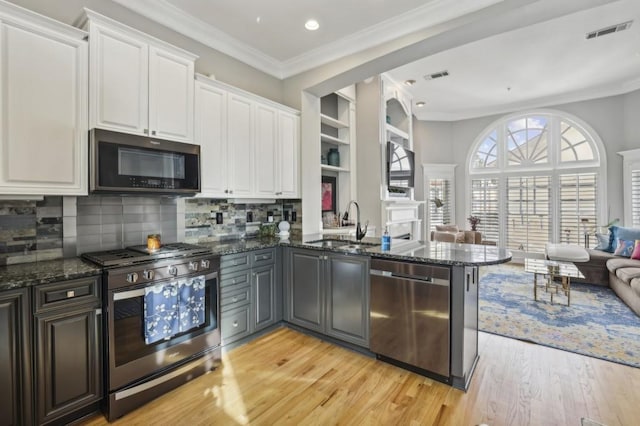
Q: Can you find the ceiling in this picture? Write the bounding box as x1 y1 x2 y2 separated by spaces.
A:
110 0 640 121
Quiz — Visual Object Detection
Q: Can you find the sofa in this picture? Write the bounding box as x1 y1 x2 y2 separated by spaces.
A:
573 225 640 317
430 225 482 244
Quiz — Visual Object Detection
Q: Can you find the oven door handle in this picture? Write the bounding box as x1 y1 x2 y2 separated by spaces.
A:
113 288 145 301
112 272 218 301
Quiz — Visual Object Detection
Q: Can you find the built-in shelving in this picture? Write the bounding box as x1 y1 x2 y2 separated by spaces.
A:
320 88 356 232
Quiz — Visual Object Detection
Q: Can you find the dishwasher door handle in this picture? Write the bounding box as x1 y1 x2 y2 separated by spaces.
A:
370 269 449 286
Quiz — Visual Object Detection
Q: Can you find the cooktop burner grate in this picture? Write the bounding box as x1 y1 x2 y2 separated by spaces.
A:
82 243 211 267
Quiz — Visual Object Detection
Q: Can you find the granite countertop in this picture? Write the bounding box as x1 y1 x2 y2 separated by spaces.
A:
0 257 102 292
0 235 511 292
200 234 512 266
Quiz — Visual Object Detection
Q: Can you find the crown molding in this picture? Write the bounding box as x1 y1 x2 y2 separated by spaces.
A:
112 0 502 79
111 0 283 77
415 79 640 122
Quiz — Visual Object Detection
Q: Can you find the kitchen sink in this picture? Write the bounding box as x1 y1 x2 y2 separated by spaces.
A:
304 239 379 250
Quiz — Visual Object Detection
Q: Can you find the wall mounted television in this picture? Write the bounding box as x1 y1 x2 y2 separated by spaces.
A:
386 141 415 190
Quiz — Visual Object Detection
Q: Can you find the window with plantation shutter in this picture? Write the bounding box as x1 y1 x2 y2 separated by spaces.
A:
620 149 640 228
424 164 456 235
632 170 640 228
470 178 499 244
468 111 604 255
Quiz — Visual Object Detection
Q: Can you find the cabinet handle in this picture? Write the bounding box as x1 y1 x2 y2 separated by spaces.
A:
233 321 238 327
230 190 233 194
224 189 229 194
231 279 236 284
66 290 75 298
232 296 238 302
143 128 148 134
152 130 156 135
95 308 102 316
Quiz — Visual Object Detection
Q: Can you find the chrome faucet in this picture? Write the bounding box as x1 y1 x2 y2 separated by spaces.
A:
346 200 368 241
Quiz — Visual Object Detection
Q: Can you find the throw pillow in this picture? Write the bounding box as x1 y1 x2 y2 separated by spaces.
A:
631 241 640 260
594 232 610 251
614 239 635 257
455 231 466 243
606 225 619 253
436 224 458 233
616 226 640 243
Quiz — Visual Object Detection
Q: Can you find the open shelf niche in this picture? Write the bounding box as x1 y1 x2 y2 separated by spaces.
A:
320 87 356 232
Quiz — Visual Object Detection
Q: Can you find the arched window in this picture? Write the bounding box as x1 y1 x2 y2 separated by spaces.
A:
467 110 605 255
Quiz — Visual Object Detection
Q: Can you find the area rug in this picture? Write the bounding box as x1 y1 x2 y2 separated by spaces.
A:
479 264 640 368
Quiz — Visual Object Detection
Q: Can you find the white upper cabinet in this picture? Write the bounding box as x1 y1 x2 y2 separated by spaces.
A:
277 111 300 198
195 75 300 199
0 2 88 195
195 81 228 196
227 93 254 197
254 104 278 197
82 10 196 143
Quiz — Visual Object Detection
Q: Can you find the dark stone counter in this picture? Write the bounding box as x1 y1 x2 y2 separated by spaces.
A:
0 257 102 291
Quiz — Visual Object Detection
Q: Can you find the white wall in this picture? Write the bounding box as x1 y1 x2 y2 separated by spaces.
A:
414 91 640 229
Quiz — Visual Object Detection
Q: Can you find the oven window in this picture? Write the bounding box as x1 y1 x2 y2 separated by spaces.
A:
118 147 185 179
111 276 217 368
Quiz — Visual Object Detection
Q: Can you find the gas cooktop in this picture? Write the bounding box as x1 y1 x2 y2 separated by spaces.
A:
82 242 211 267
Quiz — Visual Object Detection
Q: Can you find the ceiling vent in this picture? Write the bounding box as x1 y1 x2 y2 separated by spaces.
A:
423 70 449 81
586 20 633 39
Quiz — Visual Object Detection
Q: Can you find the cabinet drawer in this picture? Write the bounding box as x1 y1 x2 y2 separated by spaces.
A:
221 305 251 345
220 269 251 289
252 248 276 267
34 276 101 313
220 285 251 311
220 252 251 273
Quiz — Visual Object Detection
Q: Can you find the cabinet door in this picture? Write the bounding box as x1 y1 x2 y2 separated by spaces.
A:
278 111 299 198
287 249 324 332
0 21 88 195
253 264 276 331
0 288 32 426
89 22 148 135
35 306 102 425
195 81 228 196
227 94 254 196
326 254 370 347
253 104 278 197
148 46 194 142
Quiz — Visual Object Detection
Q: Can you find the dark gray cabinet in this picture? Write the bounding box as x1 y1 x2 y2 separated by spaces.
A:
325 254 370 346
33 276 103 425
0 288 33 426
286 248 324 332
220 248 280 345
285 248 370 347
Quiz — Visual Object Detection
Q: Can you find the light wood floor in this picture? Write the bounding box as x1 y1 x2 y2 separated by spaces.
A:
80 327 640 426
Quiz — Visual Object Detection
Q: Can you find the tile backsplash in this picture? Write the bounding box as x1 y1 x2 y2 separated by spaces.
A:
184 199 302 243
0 197 63 265
0 195 303 264
75 195 179 254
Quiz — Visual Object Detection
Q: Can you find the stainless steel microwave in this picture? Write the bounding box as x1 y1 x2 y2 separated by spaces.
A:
89 129 200 195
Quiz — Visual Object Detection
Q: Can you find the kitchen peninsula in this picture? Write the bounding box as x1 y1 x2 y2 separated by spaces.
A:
202 235 511 390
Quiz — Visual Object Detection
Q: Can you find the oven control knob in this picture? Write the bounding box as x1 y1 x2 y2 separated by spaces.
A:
126 272 139 283
201 259 210 269
167 265 178 276
188 261 199 271
143 270 154 280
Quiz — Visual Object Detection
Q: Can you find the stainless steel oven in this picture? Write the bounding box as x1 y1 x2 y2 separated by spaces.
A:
90 129 200 195
83 244 220 421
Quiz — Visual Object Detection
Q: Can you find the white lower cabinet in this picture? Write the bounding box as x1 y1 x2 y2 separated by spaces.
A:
0 3 88 195
195 75 300 199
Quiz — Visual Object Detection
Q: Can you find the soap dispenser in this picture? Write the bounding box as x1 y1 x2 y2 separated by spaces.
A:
382 227 391 251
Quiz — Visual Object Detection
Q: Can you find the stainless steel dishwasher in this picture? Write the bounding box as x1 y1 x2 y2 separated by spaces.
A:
370 258 450 379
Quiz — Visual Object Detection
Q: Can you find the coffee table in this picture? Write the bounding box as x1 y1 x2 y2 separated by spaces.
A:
524 258 585 306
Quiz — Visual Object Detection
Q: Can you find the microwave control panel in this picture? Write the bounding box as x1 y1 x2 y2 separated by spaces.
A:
129 177 176 189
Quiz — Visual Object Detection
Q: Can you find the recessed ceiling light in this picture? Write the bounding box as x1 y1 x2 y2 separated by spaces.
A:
256 16 261 24
404 79 416 86
415 101 426 108
305 19 319 31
